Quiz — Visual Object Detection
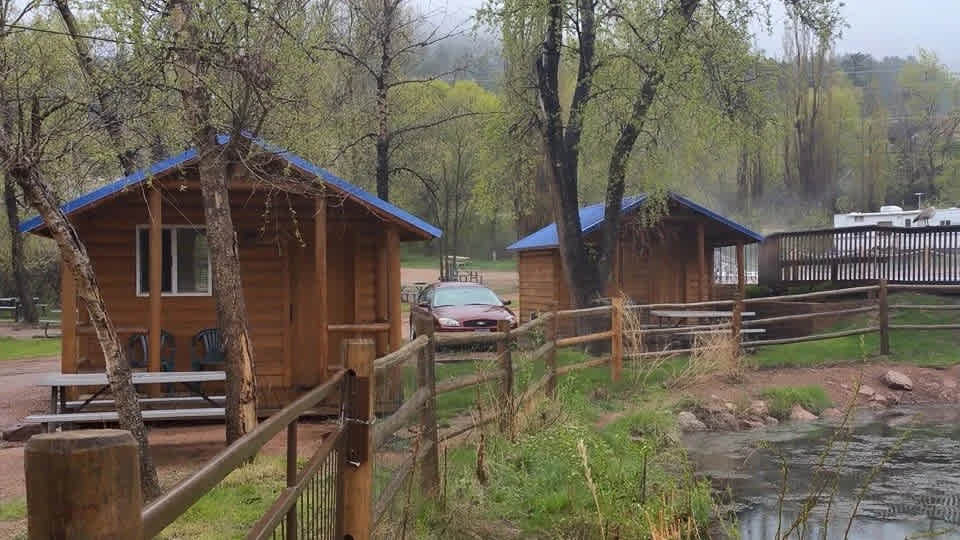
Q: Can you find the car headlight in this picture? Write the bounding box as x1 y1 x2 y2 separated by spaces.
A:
437 317 461 327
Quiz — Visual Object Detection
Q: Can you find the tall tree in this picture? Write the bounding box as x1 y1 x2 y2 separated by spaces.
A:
0 7 160 497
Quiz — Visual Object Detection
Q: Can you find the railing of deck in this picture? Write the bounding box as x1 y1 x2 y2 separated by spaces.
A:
759 225 960 286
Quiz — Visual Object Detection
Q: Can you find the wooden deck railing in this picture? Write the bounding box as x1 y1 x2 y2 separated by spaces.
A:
759 225 960 286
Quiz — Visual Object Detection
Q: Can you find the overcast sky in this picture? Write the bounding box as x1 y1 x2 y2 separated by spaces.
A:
428 0 960 72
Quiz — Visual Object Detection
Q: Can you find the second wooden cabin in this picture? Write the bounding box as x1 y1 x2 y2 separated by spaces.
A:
506 192 763 321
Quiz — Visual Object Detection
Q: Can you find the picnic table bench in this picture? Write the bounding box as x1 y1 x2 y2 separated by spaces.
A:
26 370 227 429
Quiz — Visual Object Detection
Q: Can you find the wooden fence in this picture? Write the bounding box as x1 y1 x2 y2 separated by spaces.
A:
759 225 960 286
23 282 960 538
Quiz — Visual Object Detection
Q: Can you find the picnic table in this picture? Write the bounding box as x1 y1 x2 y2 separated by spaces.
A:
30 371 227 430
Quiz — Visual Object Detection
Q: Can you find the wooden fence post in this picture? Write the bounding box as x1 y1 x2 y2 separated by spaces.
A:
343 338 375 540
879 279 890 355
25 429 143 539
611 297 623 382
497 320 513 433
546 308 558 398
418 319 440 496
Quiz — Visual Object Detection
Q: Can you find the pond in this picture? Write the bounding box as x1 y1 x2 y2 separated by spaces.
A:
684 406 960 539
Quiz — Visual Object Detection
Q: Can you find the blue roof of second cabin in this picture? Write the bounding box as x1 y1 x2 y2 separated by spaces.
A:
506 192 762 251
19 134 442 239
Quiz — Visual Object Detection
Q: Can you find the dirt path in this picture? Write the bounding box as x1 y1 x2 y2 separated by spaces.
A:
401 267 518 297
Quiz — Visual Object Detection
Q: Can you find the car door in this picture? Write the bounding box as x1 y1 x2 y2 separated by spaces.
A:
410 285 434 336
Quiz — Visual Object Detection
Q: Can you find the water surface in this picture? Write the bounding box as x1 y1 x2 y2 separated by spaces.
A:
684 406 960 539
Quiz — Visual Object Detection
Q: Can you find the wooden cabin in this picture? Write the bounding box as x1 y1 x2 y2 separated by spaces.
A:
21 139 441 408
506 193 762 321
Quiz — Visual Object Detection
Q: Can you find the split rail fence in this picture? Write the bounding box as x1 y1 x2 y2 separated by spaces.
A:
23 282 960 539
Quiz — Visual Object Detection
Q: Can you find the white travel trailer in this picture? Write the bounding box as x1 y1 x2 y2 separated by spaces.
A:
834 205 960 229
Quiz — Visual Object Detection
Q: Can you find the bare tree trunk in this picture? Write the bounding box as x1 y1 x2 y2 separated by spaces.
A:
53 0 139 175
12 166 161 499
375 0 396 201
171 0 258 443
198 154 258 441
3 174 38 323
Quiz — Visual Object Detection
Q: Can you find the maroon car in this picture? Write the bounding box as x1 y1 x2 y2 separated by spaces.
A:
409 282 516 337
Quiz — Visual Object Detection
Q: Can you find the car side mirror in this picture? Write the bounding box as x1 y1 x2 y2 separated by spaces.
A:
501 299 511 306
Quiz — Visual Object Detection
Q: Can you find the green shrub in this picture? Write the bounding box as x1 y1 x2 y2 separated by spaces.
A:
761 385 832 419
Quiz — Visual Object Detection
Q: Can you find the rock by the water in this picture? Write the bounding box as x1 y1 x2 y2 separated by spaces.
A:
678 411 707 432
883 370 913 391
742 418 766 430
871 393 889 406
790 404 818 421
764 416 779 426
858 385 875 397
821 407 844 419
748 400 769 417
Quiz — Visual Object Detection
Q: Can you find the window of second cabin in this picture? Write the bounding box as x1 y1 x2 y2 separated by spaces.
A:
137 227 211 295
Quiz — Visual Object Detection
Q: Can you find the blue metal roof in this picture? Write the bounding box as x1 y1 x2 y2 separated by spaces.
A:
20 134 442 239
506 192 762 251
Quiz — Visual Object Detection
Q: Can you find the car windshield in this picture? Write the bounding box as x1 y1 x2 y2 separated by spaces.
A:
433 287 502 307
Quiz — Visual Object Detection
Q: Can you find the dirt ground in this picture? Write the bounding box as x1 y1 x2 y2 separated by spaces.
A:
401 267 519 298
682 362 960 408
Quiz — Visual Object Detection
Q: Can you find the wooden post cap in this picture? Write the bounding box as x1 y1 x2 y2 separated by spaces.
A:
26 429 143 540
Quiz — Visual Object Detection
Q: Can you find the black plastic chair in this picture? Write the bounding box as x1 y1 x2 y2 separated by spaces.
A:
126 331 176 371
192 328 225 371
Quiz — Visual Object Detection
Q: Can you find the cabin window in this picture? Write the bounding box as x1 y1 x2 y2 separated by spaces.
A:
136 226 211 296
877 221 893 227
904 219 911 228
853 216 864 222
941 220 952 226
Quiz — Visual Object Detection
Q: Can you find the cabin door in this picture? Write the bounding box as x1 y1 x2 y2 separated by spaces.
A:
647 238 686 304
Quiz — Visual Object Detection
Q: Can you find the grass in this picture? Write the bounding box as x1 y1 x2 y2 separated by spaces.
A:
750 292 960 369
760 385 832 419
400 252 517 272
0 497 26 522
399 358 713 539
158 458 286 540
0 337 60 361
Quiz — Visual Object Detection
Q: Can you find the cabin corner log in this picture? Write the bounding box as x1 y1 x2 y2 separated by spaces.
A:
372 386 430 449
26 429 143 540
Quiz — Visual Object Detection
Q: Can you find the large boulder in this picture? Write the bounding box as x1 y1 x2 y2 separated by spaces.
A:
677 411 707 432
790 404 818 421
858 385 875 397
883 370 913 391
821 407 844 419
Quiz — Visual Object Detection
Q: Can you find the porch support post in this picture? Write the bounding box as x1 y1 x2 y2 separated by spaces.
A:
386 227 402 351
60 259 77 374
697 223 707 301
314 196 328 376
736 241 746 299
149 186 162 377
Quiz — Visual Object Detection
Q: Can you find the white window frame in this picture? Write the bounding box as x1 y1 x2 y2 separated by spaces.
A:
135 225 213 297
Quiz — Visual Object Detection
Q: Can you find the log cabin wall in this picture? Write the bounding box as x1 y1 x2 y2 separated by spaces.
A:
517 214 726 318
69 175 393 407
